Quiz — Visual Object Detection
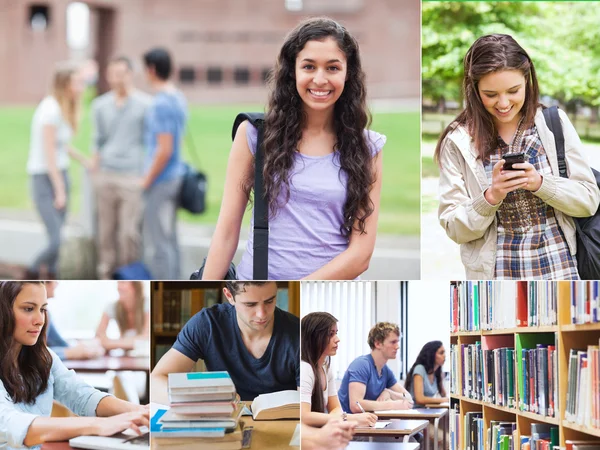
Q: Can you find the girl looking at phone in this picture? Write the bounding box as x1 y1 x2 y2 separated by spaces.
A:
435 34 599 280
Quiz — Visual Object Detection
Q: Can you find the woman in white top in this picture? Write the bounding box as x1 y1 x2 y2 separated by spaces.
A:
95 281 150 351
300 312 377 427
0 281 148 450
25 62 92 280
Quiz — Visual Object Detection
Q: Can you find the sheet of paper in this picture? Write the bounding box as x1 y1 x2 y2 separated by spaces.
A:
242 405 253 416
356 421 392 429
289 423 300 446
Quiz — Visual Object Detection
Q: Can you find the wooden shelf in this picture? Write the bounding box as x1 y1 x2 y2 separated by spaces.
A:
562 421 600 439
561 323 600 332
518 409 560 426
450 281 598 449
454 325 558 337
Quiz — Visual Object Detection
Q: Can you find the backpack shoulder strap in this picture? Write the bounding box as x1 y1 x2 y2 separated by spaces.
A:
232 112 265 141
232 112 268 280
542 106 567 178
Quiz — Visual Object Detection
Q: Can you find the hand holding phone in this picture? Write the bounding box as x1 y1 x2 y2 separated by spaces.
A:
502 152 525 170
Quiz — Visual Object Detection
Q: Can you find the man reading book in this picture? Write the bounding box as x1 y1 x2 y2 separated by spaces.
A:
337 322 414 413
151 281 299 403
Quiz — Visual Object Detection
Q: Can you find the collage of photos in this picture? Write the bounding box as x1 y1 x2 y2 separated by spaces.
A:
1 0 600 449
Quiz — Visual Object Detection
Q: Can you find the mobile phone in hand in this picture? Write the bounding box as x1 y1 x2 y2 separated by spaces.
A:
502 152 525 170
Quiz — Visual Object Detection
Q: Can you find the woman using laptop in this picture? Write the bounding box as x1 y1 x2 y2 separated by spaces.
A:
0 281 148 450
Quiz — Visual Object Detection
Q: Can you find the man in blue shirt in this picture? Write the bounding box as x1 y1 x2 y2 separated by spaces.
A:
141 48 186 279
338 322 413 413
151 281 300 402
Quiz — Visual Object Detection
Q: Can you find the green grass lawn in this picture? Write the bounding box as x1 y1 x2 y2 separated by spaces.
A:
0 106 420 236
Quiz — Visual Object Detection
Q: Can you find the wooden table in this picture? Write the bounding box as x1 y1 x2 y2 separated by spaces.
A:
41 443 72 450
240 400 299 449
65 356 150 402
347 442 420 450
353 419 428 444
375 408 448 450
64 356 149 373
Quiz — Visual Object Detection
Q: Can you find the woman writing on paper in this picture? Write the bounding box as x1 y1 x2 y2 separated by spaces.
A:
436 34 599 280
0 281 148 450
300 312 377 427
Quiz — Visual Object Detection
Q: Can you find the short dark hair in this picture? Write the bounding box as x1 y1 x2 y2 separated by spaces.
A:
224 281 271 299
110 55 133 71
143 48 172 80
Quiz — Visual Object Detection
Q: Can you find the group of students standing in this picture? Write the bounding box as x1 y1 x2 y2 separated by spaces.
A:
25 48 186 281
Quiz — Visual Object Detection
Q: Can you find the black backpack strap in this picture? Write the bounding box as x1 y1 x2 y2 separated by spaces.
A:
542 106 568 179
232 113 268 280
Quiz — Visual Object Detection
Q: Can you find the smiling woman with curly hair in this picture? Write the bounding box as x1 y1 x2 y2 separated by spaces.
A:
201 17 385 280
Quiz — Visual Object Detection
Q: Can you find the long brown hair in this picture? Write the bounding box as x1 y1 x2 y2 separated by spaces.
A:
51 61 81 132
301 312 338 413
251 17 374 236
434 34 541 163
115 281 145 335
0 281 52 404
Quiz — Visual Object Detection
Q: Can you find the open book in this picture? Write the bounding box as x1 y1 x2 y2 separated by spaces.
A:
250 390 300 420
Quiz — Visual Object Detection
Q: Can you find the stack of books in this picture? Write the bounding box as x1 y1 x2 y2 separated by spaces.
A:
152 371 244 449
519 423 558 450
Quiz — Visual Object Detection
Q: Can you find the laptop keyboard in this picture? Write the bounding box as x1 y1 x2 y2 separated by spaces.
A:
122 432 149 446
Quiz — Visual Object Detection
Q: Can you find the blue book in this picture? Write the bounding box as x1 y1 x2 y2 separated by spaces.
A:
151 409 226 438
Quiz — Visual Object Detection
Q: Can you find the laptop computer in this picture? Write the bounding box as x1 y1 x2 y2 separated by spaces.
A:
69 429 149 450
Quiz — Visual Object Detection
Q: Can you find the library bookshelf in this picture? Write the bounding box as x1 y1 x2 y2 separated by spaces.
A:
450 281 600 449
150 281 300 369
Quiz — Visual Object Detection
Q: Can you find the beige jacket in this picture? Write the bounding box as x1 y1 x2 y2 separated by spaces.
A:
438 108 600 279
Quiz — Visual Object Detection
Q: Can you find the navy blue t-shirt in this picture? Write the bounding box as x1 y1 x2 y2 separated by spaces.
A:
172 303 299 400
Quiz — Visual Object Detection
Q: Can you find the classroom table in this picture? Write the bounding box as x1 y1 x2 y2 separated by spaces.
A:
374 408 448 450
64 356 149 373
150 401 299 449
240 401 299 448
352 419 428 444
65 356 150 402
425 402 449 408
41 443 72 450
347 442 420 450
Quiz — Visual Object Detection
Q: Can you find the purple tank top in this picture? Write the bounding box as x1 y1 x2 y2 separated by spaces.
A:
236 123 385 280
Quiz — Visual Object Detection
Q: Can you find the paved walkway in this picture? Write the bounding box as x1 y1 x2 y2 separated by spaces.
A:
0 208 420 280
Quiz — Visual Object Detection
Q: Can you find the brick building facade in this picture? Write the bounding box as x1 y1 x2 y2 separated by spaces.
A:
0 0 419 104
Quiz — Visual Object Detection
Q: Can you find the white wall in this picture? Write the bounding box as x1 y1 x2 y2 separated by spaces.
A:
406 281 451 376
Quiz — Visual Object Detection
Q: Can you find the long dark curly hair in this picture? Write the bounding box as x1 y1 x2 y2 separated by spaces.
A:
404 340 446 398
0 281 52 404
257 17 374 236
434 34 541 163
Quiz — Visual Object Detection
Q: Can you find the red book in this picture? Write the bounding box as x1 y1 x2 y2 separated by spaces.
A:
516 281 528 327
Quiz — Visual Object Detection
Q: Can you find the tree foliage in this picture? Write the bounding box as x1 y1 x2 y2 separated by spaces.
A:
423 2 600 107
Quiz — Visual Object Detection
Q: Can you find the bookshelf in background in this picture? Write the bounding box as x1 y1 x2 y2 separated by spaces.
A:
150 281 300 370
450 281 600 450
